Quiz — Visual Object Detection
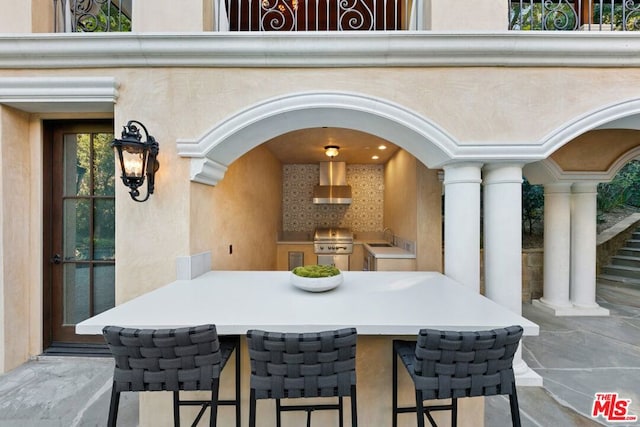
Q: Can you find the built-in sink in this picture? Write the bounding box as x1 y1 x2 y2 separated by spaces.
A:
367 243 393 247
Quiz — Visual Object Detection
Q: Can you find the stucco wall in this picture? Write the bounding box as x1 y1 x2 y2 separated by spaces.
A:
416 162 443 271
384 150 443 271
0 106 32 372
190 144 282 270
385 149 418 243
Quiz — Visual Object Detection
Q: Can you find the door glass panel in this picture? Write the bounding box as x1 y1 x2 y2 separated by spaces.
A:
93 265 115 315
63 264 90 324
94 199 115 260
93 133 115 196
63 134 91 196
63 199 91 261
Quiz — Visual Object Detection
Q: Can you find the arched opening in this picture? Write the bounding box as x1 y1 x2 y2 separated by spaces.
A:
522 101 640 315
178 92 455 273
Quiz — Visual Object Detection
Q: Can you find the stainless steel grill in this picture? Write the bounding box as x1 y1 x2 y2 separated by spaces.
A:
313 227 353 255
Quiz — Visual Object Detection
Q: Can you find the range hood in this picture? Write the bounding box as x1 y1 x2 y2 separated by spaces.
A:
313 162 352 204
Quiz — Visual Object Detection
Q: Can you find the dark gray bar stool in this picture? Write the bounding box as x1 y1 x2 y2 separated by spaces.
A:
392 325 524 427
102 324 240 427
247 328 358 427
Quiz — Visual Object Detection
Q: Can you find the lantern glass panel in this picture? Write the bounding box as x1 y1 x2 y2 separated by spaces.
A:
120 147 146 178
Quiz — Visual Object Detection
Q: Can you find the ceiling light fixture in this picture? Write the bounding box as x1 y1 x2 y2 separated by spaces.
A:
378 145 387 150
372 155 379 160
324 145 340 158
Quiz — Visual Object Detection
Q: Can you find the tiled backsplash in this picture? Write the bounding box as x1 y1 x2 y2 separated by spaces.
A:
283 164 384 232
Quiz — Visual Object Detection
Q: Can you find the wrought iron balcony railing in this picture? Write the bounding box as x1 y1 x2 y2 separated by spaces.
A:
219 0 416 31
53 0 131 32
510 0 640 30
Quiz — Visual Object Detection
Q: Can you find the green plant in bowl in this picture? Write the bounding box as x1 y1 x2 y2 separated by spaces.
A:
290 265 343 292
292 265 341 278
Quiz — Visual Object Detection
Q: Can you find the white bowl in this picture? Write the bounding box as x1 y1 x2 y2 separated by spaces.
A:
290 272 343 292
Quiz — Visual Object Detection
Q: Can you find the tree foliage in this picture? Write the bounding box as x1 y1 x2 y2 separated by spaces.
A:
522 178 544 235
597 159 640 221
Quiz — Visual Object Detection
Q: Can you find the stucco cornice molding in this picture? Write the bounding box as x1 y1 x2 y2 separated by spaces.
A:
190 158 228 186
0 76 118 112
2 32 640 68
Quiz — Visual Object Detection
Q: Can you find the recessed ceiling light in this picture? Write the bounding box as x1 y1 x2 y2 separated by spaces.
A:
378 145 387 150
371 155 379 160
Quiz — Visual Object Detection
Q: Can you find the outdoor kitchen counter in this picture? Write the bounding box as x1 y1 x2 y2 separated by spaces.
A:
76 270 537 336
363 242 416 259
76 271 537 427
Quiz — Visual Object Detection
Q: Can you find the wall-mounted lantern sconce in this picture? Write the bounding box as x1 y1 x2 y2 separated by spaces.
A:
111 120 159 202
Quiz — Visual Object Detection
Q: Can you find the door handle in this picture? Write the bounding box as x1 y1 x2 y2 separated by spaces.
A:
51 254 62 264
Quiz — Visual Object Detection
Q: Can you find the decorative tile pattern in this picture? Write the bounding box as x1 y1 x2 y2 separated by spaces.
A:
283 164 384 232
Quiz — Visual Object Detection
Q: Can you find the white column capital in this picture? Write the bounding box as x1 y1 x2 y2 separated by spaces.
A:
544 182 573 194
442 162 483 185
483 163 524 184
572 182 599 194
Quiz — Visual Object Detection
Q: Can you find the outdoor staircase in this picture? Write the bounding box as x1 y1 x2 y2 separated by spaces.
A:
599 228 640 287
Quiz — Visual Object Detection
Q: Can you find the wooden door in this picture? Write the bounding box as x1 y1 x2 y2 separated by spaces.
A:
44 121 115 345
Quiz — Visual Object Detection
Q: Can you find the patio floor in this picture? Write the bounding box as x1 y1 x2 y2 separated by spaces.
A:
0 281 638 426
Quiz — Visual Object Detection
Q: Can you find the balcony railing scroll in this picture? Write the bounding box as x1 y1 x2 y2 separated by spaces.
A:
53 0 131 32
217 0 418 31
510 0 640 30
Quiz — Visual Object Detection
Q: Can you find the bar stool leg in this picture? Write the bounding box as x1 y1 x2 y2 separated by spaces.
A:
338 396 344 427
107 386 120 427
509 388 522 427
451 398 458 427
249 389 257 427
234 339 241 427
210 378 220 427
173 391 180 427
392 345 398 427
416 390 425 427
276 398 282 427
351 385 358 427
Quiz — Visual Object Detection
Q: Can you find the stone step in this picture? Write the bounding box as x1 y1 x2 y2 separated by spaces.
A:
597 273 640 287
602 264 640 280
619 247 640 257
610 255 640 268
627 239 640 249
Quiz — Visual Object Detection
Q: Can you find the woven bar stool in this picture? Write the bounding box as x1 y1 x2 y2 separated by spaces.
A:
392 325 524 427
102 324 241 427
247 328 358 427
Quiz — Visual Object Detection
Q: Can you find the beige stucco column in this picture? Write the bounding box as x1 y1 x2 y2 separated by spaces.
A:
533 183 574 314
443 163 482 291
0 106 36 374
133 0 210 31
0 0 53 33
483 163 541 386
569 182 609 315
423 0 508 30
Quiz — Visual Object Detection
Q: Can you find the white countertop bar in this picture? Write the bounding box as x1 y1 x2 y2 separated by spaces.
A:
76 271 538 336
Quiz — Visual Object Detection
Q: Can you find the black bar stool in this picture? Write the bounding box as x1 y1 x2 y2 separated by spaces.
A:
392 325 524 427
247 328 358 427
102 324 241 427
